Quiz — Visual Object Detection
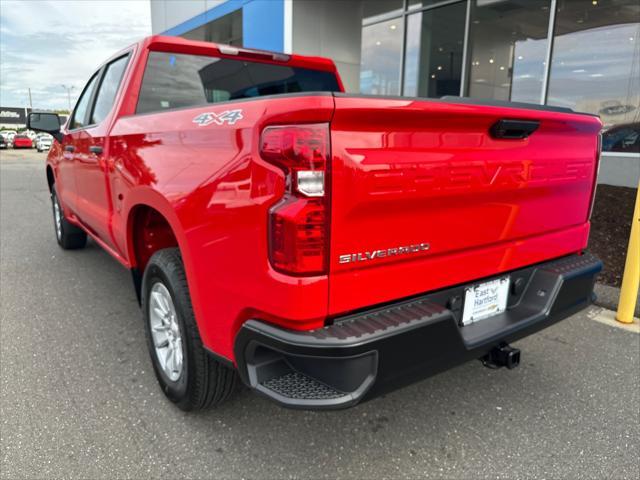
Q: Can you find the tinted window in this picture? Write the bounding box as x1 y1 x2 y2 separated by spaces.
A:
547 0 639 150
136 52 341 114
182 9 242 45
91 55 129 125
403 2 466 98
466 0 551 103
70 73 99 130
363 0 403 23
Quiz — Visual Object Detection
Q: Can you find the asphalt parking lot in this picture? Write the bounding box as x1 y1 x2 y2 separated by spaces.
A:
1 148 639 479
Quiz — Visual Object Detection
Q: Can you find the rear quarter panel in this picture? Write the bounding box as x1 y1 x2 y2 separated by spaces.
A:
108 94 335 360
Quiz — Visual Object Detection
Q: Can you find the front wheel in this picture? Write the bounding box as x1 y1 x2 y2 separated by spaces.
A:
51 186 87 249
142 248 237 411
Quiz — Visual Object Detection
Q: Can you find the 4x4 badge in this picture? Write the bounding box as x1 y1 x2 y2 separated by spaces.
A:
193 109 243 126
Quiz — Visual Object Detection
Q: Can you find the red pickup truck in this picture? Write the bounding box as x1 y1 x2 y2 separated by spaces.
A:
29 35 602 411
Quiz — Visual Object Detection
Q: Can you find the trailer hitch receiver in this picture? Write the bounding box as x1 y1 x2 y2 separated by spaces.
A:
482 343 521 370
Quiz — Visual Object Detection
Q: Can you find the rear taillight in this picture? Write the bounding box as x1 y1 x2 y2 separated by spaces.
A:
261 124 330 275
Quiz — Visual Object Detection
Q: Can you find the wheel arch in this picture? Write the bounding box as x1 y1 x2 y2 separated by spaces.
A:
46 164 55 192
124 191 192 304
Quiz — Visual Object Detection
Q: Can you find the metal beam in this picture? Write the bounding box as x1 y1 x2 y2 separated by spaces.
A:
459 0 472 96
540 0 558 105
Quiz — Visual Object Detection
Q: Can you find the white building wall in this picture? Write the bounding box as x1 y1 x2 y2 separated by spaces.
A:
150 0 168 34
292 0 363 92
599 155 640 188
150 0 226 34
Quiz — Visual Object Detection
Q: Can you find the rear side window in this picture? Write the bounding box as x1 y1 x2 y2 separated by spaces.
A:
91 55 130 125
136 51 340 114
70 73 99 130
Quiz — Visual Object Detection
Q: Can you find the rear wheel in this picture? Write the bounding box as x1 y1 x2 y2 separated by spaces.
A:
51 186 87 249
142 248 237 411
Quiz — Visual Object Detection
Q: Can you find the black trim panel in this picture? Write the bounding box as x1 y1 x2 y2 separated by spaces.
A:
234 253 602 410
332 92 598 117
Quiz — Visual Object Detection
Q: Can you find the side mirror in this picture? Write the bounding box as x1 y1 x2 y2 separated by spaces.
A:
27 112 63 143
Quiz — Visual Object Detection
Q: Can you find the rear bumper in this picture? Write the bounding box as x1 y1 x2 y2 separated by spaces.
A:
234 253 602 409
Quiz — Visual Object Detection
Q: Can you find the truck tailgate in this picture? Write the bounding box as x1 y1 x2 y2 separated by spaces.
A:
328 95 601 315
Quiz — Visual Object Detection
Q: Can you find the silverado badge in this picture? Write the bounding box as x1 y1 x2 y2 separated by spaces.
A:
339 242 430 264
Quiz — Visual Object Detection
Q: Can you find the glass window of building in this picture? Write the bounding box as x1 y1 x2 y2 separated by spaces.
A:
547 0 640 152
466 0 551 103
182 9 243 46
408 0 454 10
361 18 404 95
403 2 466 98
363 0 404 23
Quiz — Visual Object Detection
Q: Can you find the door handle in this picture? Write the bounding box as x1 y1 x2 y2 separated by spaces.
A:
64 145 75 152
89 145 103 155
490 119 539 139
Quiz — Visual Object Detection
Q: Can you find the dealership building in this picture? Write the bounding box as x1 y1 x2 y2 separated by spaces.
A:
150 0 639 185
0 107 31 130
0 107 68 131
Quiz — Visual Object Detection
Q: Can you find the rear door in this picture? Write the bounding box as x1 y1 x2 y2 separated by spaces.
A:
73 54 130 248
328 95 602 315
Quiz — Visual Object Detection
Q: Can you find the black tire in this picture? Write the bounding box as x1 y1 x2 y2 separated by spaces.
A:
51 186 87 249
142 248 237 411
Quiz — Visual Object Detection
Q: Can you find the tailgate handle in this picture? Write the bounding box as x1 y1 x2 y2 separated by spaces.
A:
490 119 539 139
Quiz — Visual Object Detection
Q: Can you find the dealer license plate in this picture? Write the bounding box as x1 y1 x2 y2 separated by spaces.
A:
461 277 510 326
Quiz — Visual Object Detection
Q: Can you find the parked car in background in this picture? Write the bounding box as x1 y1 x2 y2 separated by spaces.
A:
0 135 7 149
12 134 33 149
2 130 17 146
29 35 602 412
35 134 53 152
25 130 37 142
602 122 640 153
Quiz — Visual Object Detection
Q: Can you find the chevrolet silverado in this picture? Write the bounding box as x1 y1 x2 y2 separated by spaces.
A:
28 35 602 411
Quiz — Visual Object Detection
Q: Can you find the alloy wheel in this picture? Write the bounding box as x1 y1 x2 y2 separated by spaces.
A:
148 282 184 382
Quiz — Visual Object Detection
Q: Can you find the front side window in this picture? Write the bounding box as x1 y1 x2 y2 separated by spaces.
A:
69 73 99 130
91 55 130 125
136 52 341 114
